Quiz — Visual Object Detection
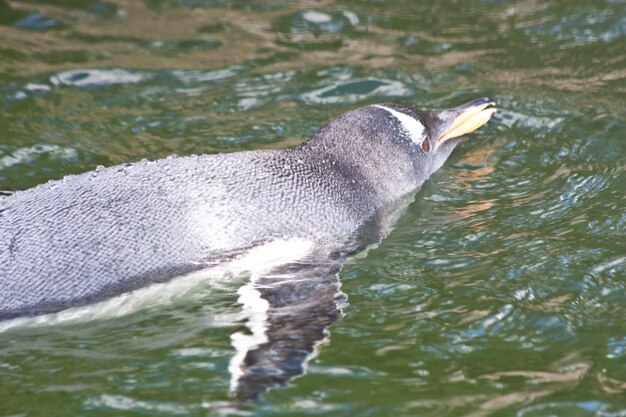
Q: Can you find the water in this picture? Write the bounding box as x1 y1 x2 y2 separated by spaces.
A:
0 0 625 415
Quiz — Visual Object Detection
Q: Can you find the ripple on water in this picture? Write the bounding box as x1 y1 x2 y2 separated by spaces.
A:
171 66 241 85
85 394 192 415
144 38 222 55
235 70 297 109
50 69 145 87
301 77 411 104
12 12 62 31
523 8 626 48
0 145 78 170
272 8 360 49
11 82 51 100
516 400 624 417
306 8 358 29
145 0 283 12
293 9 359 33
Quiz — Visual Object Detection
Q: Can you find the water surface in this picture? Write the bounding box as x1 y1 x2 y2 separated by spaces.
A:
0 0 625 416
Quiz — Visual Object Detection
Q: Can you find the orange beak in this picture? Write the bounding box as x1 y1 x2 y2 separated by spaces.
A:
437 100 497 146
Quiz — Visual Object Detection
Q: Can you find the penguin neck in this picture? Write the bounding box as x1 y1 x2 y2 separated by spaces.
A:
297 123 424 208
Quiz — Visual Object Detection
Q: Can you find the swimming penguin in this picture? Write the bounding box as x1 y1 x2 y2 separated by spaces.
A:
0 98 496 323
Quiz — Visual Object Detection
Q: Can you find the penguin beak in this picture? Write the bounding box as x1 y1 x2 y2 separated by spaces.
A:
436 98 496 147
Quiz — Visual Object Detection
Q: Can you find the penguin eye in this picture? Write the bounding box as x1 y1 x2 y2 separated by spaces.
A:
421 138 430 153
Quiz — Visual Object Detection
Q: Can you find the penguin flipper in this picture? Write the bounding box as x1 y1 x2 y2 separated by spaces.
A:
228 252 346 401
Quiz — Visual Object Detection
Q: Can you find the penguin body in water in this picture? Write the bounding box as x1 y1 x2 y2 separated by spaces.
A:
0 98 495 321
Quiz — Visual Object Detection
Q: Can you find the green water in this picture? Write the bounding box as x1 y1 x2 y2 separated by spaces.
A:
1 0 625 415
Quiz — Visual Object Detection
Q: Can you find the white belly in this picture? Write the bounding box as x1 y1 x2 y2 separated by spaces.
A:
0 238 315 333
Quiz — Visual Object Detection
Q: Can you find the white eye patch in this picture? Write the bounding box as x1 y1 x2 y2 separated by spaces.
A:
373 105 426 148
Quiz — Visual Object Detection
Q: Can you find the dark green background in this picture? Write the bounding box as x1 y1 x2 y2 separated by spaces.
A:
0 0 625 416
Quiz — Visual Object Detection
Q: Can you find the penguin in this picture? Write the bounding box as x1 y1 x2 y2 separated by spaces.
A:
0 98 496 323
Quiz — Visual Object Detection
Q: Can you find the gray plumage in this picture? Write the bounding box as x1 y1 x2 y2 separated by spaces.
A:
0 100 489 320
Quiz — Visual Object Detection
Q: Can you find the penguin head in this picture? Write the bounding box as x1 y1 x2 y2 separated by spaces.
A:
300 98 496 203
370 98 497 182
